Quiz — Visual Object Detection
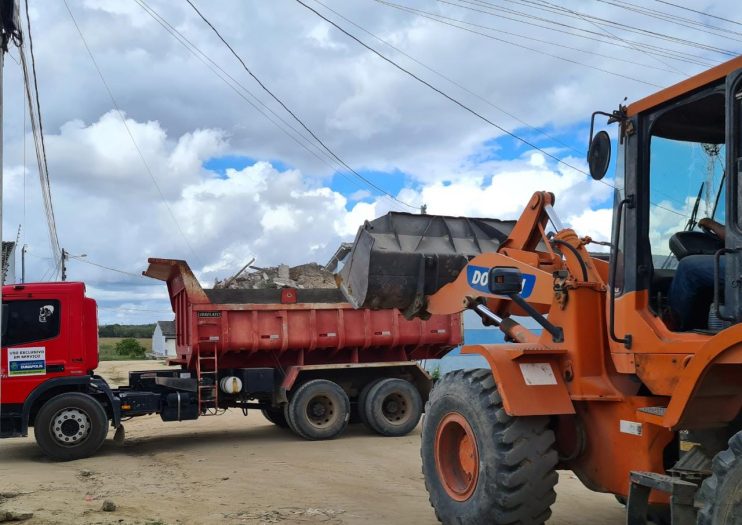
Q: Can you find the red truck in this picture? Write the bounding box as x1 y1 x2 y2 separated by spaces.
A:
0 259 462 460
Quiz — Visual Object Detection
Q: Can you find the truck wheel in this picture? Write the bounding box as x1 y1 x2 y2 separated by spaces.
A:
33 393 109 461
364 378 422 437
286 380 350 440
421 369 558 525
696 430 742 525
261 407 289 429
357 378 384 427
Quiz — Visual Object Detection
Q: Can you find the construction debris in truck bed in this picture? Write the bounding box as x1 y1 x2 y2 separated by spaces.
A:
215 262 337 290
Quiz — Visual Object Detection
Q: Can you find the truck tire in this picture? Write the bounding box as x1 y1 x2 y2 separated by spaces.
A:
421 369 558 525
357 378 384 427
33 393 109 461
364 378 422 437
286 380 350 440
696 430 742 525
261 407 289 429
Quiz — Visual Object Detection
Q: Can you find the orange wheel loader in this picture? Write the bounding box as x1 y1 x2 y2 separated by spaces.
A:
337 56 742 524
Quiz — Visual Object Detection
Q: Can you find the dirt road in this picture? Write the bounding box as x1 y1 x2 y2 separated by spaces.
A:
0 361 626 525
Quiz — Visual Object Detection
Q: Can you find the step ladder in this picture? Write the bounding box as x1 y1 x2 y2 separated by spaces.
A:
196 343 219 414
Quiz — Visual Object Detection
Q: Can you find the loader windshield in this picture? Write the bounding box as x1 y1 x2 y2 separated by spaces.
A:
648 89 726 264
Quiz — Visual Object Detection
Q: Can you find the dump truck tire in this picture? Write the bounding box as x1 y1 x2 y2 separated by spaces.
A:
696 430 742 525
421 369 558 525
33 393 109 461
357 378 384 427
261 407 289 428
364 378 422 437
286 380 350 440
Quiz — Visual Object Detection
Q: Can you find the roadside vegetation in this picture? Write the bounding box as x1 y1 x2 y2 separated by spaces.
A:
99 337 152 361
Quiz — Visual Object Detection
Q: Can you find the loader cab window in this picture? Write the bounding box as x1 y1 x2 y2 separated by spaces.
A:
646 87 726 327
2 299 61 347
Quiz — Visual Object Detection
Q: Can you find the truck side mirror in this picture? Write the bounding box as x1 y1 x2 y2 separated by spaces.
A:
588 130 611 181
488 267 523 296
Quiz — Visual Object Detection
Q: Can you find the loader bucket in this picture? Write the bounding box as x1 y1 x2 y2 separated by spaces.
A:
337 212 515 317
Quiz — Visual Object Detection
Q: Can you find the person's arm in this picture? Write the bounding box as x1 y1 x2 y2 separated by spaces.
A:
698 217 726 241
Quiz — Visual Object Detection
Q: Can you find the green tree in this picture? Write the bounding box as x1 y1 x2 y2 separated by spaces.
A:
115 338 147 358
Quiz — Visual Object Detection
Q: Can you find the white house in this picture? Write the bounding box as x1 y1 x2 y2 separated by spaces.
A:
152 320 176 358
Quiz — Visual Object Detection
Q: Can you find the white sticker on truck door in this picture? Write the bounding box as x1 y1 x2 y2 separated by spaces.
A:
518 362 558 385
8 347 46 376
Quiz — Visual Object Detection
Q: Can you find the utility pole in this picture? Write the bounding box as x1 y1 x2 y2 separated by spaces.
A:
61 248 67 281
20 244 25 283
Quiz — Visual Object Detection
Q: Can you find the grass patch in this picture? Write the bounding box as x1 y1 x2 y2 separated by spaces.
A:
99 337 152 361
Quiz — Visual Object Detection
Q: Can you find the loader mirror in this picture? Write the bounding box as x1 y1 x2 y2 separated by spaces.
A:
488 267 523 296
588 130 611 180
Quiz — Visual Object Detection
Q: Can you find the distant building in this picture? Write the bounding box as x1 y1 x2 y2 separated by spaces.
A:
152 320 176 358
2 242 16 285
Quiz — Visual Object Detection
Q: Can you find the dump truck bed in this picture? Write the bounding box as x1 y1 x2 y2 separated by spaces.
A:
144 258 462 371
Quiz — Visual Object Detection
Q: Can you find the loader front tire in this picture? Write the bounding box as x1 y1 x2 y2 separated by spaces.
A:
421 369 558 525
696 430 742 525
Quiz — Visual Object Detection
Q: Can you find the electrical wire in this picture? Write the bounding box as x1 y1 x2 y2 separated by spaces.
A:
466 0 738 58
375 0 665 85
593 0 742 42
131 0 374 201
63 0 205 268
481 0 689 76
295 0 691 222
20 0 61 268
311 0 583 155
68 255 147 279
377 0 681 75
436 0 717 68
653 0 742 28
184 0 418 210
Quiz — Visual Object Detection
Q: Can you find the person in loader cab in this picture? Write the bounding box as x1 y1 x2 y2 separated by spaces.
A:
667 217 725 331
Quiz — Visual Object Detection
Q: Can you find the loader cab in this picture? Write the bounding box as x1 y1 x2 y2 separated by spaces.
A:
600 57 742 338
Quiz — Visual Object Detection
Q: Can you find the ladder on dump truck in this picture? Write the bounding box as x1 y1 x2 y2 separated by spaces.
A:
196 343 219 413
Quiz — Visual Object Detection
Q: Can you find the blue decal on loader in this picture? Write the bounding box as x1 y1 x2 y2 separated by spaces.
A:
466 265 536 298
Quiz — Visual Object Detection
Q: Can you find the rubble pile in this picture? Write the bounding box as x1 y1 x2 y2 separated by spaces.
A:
215 263 337 290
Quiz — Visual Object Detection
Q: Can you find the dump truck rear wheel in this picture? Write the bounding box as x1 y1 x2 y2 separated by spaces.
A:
357 378 384 427
696 430 742 525
286 380 350 440
364 378 422 437
261 407 289 428
421 369 558 525
34 393 109 461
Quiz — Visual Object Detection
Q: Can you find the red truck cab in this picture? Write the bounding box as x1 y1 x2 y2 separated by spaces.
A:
0 282 115 457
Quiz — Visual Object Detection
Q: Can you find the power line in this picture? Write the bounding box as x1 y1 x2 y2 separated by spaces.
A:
469 0 737 58
68 255 146 279
295 0 691 222
184 0 417 210
375 0 667 85
312 0 583 155
131 0 373 201
593 0 742 41
654 0 742 28
20 0 61 268
63 0 205 268
436 0 718 68
297 0 595 174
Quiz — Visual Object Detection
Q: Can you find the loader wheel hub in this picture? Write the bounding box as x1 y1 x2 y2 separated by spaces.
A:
52 408 91 446
434 412 479 502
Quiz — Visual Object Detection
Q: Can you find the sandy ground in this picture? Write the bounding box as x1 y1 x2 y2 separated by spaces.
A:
0 361 627 525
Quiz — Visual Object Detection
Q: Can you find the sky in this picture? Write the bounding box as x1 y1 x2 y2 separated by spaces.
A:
1 0 739 324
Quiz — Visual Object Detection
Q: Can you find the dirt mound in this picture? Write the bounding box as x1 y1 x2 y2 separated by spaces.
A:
215 263 337 290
